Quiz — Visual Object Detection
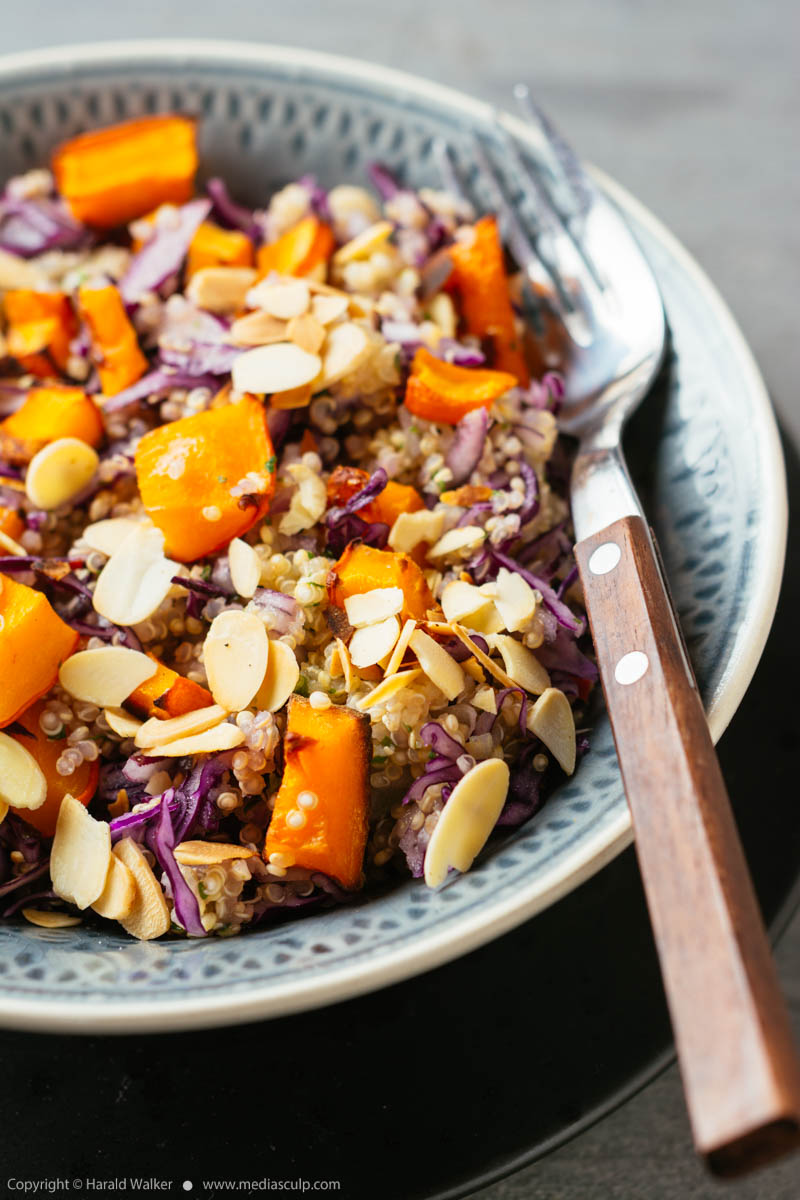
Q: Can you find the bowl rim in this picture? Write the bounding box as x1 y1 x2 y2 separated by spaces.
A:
0 38 787 1032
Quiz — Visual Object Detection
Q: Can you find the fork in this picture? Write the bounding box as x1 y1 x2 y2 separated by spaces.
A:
441 88 800 1175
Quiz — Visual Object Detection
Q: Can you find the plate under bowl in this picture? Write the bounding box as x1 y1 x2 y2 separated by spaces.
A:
0 40 786 1032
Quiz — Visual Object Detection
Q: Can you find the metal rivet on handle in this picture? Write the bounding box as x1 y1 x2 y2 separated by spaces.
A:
588 542 621 575
614 651 649 686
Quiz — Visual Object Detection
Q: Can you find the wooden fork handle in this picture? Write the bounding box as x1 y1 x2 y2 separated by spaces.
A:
575 515 800 1175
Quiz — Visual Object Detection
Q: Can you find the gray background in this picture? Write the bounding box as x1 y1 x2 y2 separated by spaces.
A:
3 2 799 1197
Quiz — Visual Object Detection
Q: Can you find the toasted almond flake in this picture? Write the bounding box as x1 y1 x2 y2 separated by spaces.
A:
153 722 245 757
409 628 465 701
427 525 486 562
333 220 394 265
494 568 539 633
344 586 404 628
174 841 256 867
473 685 498 714
59 647 158 708
92 524 177 627
135 703 228 750
450 624 518 690
279 462 327 535
441 580 502 632
329 644 343 679
488 634 551 695
114 837 171 941
255 278 310 319
228 537 261 599
230 310 289 346
0 733 47 811
286 311 326 354
22 909 82 929
270 382 313 410
0 528 27 555
91 853 136 920
232 342 321 396
388 509 445 555
103 707 144 739
204 610 269 712
0 800 8 825
527 687 576 775
335 636 355 691
51 793 111 909
424 758 510 888
462 657 485 683
311 293 350 325
357 668 423 710
25 437 98 510
186 265 258 313
349 616 401 669
383 617 416 677
82 516 150 557
428 292 457 339
313 322 370 392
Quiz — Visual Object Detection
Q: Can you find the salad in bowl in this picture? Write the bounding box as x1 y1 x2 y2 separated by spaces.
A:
0 112 594 942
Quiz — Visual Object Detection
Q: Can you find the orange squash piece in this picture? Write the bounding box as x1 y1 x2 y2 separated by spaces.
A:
0 574 79 728
256 215 335 278
404 346 517 426
327 542 433 622
326 466 424 528
134 394 275 563
7 700 98 837
449 215 530 384
78 284 148 396
4 290 76 379
52 114 198 229
265 696 371 889
2 386 103 454
0 506 24 542
127 652 214 719
187 221 254 278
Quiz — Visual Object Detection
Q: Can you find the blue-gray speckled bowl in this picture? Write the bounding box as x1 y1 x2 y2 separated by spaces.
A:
0 41 786 1033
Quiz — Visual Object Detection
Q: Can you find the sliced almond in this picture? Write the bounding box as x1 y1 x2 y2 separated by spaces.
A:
333 220 394 265
357 668 422 710
91 853 136 920
134 704 228 750
424 758 510 888
92 524 177 627
114 837 171 941
230 310 289 346
255 639 300 712
103 707 144 739
450 624 518 691
388 509 445 555
462 657 485 683
493 568 539 633
488 634 551 695
311 293 350 325
59 647 158 708
153 722 245 757
335 636 355 692
473 685 498 714
428 292 456 339
25 437 98 510
527 687 576 775
409 628 465 701
441 580 503 634
286 312 326 355
255 279 310 320
270 382 313 410
278 462 327 535
313 322 370 392
343 586 404 628
22 909 82 929
427 525 486 562
174 841 256 867
0 528 27 556
232 342 321 396
383 617 417 677
204 609 269 712
349 616 401 669
228 537 261 599
82 516 149 557
0 732 47 811
51 793 112 909
186 265 258 313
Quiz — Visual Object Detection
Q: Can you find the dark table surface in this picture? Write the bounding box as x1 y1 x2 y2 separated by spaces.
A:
1 4 799 1198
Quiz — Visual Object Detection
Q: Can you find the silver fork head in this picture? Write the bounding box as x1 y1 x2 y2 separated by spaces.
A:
440 89 666 442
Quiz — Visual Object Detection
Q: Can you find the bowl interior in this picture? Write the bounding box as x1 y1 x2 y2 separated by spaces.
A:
0 42 785 1030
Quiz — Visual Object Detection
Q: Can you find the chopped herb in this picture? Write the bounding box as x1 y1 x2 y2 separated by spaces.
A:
47 729 67 741
265 455 277 473
307 580 324 589
217 475 227 484
201 564 212 581
381 736 393 747
197 882 208 900
305 549 315 560
371 755 389 768
403 723 413 733
294 675 310 698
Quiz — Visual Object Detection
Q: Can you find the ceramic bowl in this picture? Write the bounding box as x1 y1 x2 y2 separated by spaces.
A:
0 40 786 1032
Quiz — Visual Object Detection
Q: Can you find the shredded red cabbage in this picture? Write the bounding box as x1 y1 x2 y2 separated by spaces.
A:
446 408 489 487
206 177 261 241
326 467 390 554
0 192 88 257
120 198 210 304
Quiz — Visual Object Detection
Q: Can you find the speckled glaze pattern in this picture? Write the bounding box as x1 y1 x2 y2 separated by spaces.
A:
0 43 785 1031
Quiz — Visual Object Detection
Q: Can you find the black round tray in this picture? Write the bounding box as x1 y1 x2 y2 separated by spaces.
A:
3 430 799 1200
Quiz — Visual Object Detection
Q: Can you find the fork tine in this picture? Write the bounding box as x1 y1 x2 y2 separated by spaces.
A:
512 83 596 216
